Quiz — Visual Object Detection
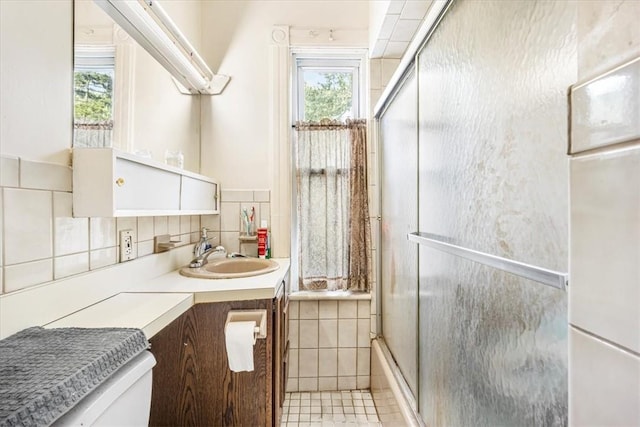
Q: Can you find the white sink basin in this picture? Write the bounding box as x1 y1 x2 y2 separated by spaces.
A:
179 258 279 279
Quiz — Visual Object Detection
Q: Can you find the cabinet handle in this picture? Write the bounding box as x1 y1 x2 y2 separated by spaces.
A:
115 177 125 187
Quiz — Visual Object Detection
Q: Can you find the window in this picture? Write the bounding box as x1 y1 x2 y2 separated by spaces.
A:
291 52 369 292
74 46 116 148
294 55 363 123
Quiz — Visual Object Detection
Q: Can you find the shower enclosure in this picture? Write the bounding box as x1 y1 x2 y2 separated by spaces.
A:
377 1 574 425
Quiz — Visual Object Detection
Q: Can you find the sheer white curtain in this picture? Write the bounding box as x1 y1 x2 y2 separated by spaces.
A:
295 123 350 291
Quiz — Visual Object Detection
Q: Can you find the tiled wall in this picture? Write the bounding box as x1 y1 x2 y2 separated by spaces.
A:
201 189 270 257
0 155 207 294
287 299 371 392
568 5 640 421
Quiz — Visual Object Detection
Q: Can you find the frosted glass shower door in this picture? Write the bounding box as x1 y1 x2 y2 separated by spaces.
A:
379 70 419 396
415 0 573 425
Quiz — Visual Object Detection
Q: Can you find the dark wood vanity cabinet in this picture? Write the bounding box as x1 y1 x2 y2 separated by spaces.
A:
148 285 288 427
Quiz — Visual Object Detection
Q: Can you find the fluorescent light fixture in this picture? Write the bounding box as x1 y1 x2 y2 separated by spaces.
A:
95 0 230 94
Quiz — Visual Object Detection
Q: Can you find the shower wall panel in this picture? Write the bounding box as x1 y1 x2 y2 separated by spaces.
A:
416 0 574 425
417 0 574 272
379 70 419 396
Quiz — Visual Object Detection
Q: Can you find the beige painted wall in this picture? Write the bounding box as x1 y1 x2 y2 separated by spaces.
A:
199 0 369 189
0 0 73 165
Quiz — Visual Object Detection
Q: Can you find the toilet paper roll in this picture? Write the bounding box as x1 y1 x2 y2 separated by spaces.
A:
224 321 256 372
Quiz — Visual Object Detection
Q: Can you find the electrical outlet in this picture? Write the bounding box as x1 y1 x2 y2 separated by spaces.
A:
119 229 136 262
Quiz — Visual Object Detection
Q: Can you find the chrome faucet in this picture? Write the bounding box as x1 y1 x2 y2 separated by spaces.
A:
189 245 226 268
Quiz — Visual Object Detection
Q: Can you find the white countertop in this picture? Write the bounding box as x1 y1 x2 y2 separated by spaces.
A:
43 258 290 339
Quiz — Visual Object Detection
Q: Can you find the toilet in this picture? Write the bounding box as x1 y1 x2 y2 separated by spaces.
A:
54 351 156 426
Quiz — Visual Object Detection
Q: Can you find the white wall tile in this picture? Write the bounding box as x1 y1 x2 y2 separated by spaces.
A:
288 348 299 378
221 190 254 202
338 348 357 377
339 319 358 348
90 217 116 250
570 328 640 426
54 253 89 280
259 203 270 227
90 247 117 270
318 377 337 391
287 378 299 392
357 300 370 319
220 231 239 253
180 215 191 235
116 217 137 241
153 216 168 235
369 59 382 90
168 216 180 236
381 59 401 87
356 376 370 390
1 156 19 187
220 202 240 231
137 217 154 241
319 301 338 319
383 41 409 58
289 319 299 348
253 190 270 202
570 145 640 352
337 376 356 391
138 240 154 257
53 192 88 256
190 215 200 232
357 348 370 376
289 301 299 319
338 300 358 319
20 159 71 191
298 377 318 392
318 348 338 377
357 319 371 348
3 259 53 292
200 214 220 232
299 348 318 377
3 188 52 265
300 301 319 319
319 319 338 348
299 319 318 349
570 59 640 153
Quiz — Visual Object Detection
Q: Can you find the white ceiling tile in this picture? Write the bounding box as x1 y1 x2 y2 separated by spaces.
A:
386 0 406 15
370 39 388 59
383 41 409 59
378 13 399 40
390 19 421 42
400 0 433 20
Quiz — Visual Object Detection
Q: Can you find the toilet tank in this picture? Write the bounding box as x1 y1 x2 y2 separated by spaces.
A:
54 351 156 426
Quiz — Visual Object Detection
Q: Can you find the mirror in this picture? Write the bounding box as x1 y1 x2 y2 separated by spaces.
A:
73 0 201 173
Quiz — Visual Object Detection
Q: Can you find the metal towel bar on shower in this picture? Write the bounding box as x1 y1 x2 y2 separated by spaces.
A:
407 232 568 291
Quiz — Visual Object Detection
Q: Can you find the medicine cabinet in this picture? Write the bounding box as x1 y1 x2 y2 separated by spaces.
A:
72 148 219 217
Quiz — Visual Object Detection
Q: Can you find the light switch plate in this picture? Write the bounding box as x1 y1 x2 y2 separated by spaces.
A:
119 229 135 262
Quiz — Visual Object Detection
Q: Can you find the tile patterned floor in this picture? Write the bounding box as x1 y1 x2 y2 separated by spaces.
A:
281 390 381 426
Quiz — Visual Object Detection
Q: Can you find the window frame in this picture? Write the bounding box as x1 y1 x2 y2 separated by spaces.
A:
290 50 367 292
291 51 367 124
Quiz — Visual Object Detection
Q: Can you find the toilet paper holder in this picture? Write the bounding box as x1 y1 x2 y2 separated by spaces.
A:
225 309 267 339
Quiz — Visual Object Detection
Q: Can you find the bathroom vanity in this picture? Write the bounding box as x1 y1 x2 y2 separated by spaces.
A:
36 256 291 427
148 286 289 426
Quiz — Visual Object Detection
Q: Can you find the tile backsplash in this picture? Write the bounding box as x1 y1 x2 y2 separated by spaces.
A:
0 156 273 294
0 155 205 294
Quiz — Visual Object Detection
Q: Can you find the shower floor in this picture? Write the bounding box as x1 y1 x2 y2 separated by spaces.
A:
281 390 381 426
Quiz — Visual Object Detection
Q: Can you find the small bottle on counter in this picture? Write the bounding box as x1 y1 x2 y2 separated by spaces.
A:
257 220 268 259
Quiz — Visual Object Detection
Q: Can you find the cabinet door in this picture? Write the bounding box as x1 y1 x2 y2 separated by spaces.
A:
150 300 273 427
180 176 218 211
114 158 181 210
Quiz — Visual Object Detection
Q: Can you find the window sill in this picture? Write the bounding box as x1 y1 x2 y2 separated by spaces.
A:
289 290 371 301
